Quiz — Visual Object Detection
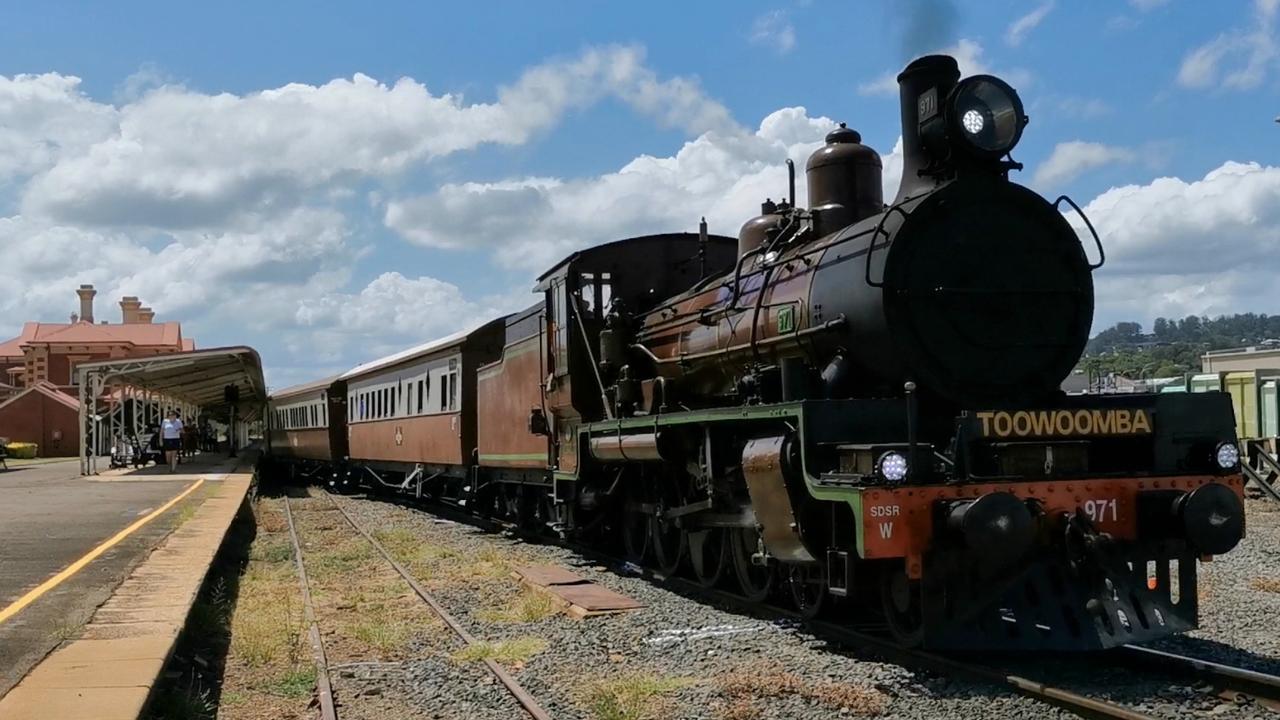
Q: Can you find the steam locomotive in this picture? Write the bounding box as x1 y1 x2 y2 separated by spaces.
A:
266 55 1246 650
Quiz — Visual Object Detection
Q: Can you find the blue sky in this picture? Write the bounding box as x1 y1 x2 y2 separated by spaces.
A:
0 0 1276 388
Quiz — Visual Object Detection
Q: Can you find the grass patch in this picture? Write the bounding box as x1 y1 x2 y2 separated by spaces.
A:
348 612 417 653
717 662 887 717
477 586 559 623
581 673 693 720
51 615 84 644
250 537 293 564
228 557 304 668
308 535 375 574
1250 576 1280 593
451 636 548 665
266 665 317 699
175 502 199 527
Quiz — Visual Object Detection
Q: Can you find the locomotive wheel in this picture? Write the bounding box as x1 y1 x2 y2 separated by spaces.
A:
621 486 651 565
502 486 521 521
534 493 559 535
788 562 829 620
651 516 686 576
730 526 775 602
688 528 729 588
650 476 687 575
880 566 925 647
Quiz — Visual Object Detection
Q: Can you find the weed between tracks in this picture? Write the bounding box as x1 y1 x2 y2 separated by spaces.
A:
577 672 694 720
1250 576 1280 593
293 498 440 662
476 585 560 623
451 635 549 665
713 661 888 718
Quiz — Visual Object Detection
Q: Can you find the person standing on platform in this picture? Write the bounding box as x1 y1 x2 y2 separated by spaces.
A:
161 410 184 472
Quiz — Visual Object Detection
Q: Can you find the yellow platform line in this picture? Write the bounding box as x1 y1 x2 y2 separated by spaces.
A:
0 478 204 626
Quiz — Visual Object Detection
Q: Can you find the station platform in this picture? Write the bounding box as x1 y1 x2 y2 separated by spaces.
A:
0 453 254 719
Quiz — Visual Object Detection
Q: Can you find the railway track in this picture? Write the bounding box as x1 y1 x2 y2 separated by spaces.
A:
282 494 338 720
1115 645 1280 713
351 488 1280 720
281 491 553 720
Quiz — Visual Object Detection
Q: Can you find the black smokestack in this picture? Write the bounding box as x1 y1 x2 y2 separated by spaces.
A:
894 54 959 204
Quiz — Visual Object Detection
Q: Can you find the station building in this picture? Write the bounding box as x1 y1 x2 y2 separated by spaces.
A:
0 285 195 456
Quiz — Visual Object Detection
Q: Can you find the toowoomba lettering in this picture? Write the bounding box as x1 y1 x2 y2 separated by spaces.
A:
975 409 1152 438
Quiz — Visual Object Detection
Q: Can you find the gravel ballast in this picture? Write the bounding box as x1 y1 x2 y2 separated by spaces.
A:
292 489 1280 720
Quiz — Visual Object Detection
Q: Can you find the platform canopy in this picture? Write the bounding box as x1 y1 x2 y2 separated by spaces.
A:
76 346 267 474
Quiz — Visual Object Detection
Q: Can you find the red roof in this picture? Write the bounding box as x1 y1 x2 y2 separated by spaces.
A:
1 321 188 351
0 335 22 359
0 381 80 413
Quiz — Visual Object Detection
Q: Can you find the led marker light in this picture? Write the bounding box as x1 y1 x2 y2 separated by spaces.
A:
877 451 909 483
961 108 985 134
1215 442 1240 470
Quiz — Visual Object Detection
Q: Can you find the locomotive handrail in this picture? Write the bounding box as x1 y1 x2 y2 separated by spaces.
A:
864 203 912 288
630 316 845 365
1054 194 1106 270
568 291 615 421
700 213 800 325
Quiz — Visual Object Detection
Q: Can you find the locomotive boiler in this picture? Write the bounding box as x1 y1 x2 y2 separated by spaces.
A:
267 54 1248 652
629 54 1093 410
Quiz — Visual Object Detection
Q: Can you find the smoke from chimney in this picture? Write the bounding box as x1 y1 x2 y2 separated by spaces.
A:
892 0 958 61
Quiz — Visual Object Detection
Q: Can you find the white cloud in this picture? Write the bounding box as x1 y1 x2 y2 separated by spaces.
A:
0 46 744 378
1006 1 1055 47
385 108 907 272
18 46 736 230
1049 95 1112 119
858 39 1032 95
1177 0 1279 90
1072 161 1280 326
749 10 797 55
0 73 117 186
1033 140 1136 187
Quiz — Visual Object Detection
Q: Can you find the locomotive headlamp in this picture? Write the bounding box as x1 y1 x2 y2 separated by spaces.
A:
1215 442 1240 470
877 451 909 483
948 75 1025 157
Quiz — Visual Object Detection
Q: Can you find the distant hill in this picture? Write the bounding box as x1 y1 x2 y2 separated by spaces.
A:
1079 314 1280 379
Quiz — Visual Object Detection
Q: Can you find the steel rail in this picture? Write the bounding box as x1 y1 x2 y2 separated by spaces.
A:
323 492 553 720
282 495 338 720
1116 644 1280 711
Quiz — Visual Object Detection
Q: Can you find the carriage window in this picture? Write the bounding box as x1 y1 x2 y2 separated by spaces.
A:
449 371 458 411
417 380 424 413
440 373 448 411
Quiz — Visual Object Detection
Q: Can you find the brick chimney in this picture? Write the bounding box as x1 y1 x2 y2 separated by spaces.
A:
137 307 155 324
120 296 142 324
75 284 96 324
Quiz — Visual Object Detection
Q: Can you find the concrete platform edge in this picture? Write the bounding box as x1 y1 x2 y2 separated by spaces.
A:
0 460 255 720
